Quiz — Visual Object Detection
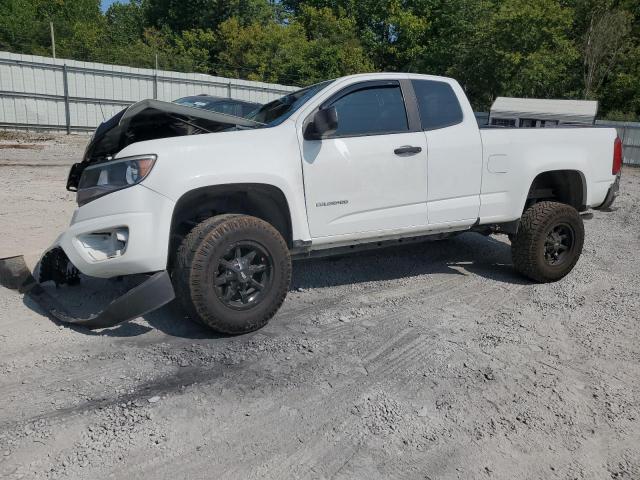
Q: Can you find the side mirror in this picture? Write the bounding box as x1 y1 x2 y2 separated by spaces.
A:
303 106 338 140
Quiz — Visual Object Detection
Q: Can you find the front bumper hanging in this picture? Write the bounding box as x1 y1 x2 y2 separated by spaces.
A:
0 253 175 329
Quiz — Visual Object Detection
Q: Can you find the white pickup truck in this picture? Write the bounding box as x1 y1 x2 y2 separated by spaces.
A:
0 73 622 333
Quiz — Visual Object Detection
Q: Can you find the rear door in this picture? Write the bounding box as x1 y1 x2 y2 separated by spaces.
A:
300 80 429 238
411 79 483 226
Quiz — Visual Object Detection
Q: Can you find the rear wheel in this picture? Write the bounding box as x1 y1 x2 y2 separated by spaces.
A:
511 201 584 283
173 215 291 334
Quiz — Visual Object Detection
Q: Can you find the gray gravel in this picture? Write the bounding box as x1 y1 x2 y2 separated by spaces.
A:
0 133 639 479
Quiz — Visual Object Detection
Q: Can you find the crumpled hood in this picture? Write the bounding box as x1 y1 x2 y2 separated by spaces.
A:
67 99 263 191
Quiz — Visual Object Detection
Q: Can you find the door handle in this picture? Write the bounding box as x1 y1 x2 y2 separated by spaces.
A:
394 146 422 155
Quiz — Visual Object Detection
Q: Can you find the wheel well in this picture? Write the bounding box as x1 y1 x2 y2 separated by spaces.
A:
168 184 293 269
526 170 586 212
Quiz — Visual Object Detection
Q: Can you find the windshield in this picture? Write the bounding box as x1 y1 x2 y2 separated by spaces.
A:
173 96 259 119
248 80 334 126
174 96 221 110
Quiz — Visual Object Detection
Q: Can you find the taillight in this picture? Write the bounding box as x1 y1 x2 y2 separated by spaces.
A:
613 136 623 175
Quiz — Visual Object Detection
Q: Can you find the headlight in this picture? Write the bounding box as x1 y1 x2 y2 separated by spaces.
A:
77 154 157 206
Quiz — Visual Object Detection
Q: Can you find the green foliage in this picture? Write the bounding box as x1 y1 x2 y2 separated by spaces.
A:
0 0 638 118
105 1 145 45
0 0 103 57
598 44 640 118
0 0 44 54
216 18 308 83
143 0 276 32
455 0 581 109
215 7 371 85
604 110 639 122
293 6 374 82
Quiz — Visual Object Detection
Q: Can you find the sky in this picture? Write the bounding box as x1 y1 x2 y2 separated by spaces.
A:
101 0 129 11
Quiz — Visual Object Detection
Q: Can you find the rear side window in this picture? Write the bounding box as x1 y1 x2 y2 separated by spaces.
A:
213 102 241 116
241 104 258 117
329 85 408 137
491 118 516 127
412 80 463 131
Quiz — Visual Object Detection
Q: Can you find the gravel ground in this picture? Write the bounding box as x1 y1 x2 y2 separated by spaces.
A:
0 132 639 480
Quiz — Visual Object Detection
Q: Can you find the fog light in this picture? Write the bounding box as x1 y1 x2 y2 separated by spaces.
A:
77 227 129 261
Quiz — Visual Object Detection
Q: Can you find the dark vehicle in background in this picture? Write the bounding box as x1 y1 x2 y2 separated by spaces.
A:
173 95 261 118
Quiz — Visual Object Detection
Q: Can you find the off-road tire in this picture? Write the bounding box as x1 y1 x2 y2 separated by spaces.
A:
511 201 584 283
173 214 291 334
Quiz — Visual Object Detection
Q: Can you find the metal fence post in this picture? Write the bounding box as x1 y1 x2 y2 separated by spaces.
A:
0 54 296 133
153 53 159 100
153 74 158 100
62 64 71 134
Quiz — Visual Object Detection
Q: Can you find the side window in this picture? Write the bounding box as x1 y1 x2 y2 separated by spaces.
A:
412 80 463 131
491 118 516 127
242 104 257 117
520 118 537 128
329 85 408 137
212 102 237 116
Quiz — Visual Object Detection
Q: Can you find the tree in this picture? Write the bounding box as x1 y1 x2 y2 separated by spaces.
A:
410 0 489 77
454 0 580 109
105 0 146 46
142 0 275 33
215 7 372 85
0 0 103 57
173 28 217 73
0 0 638 118
0 0 44 54
215 17 308 83
294 5 373 82
569 0 640 117
582 8 632 99
282 0 430 71
597 43 640 119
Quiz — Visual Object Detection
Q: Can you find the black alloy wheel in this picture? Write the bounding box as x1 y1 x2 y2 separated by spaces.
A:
511 201 585 283
173 214 292 334
214 242 273 310
543 223 575 267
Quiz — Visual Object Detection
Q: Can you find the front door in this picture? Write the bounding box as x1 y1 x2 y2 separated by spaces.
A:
300 81 429 238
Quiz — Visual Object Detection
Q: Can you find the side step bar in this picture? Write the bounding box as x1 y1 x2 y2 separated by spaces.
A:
0 255 175 329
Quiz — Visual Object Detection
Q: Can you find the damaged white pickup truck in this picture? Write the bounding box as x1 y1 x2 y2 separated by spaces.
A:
0 73 622 333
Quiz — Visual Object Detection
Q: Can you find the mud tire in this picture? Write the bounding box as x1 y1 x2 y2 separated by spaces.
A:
511 201 584 283
173 215 291 334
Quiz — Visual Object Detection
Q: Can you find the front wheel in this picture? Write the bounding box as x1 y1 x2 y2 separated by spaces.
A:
511 201 584 283
173 215 292 334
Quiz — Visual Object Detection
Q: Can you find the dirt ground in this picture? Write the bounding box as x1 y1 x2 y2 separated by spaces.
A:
0 132 639 480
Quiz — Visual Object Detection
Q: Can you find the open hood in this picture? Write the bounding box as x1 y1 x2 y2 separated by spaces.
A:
67 99 264 191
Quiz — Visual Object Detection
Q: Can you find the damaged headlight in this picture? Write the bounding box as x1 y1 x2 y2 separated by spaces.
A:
77 154 157 206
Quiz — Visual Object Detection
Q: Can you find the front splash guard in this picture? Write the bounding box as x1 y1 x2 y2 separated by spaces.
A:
0 255 175 329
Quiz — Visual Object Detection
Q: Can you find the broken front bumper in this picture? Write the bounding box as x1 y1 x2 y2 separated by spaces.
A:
55 184 175 278
0 181 177 329
0 254 175 329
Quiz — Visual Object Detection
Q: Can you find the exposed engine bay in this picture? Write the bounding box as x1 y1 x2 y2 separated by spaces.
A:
66 99 264 191
0 99 252 328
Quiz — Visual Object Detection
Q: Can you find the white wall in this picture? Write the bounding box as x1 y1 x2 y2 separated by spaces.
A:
0 51 297 132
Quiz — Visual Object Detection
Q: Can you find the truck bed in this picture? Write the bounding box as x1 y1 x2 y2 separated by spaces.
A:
477 126 618 224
